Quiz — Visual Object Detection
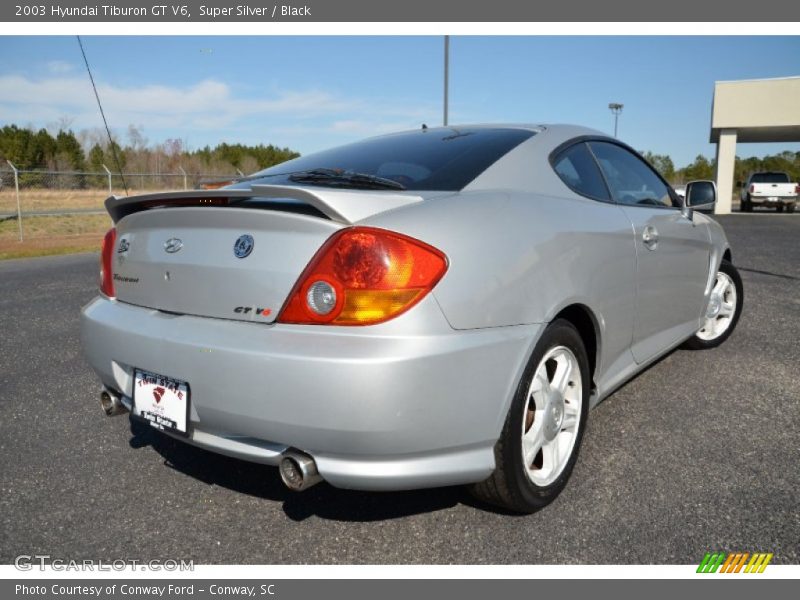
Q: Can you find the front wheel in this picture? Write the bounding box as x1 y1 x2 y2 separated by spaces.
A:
470 319 590 513
684 260 743 350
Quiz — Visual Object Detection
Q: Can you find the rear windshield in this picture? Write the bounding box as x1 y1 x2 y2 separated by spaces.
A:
247 127 535 191
751 173 790 184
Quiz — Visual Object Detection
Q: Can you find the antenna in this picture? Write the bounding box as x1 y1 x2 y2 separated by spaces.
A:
76 36 128 196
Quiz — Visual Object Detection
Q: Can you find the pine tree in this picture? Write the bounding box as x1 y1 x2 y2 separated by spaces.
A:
55 130 86 171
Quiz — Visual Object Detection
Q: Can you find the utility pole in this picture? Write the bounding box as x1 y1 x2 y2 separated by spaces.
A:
608 103 624 137
443 36 449 126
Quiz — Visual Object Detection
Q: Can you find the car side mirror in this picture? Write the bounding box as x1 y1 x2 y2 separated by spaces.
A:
685 180 717 215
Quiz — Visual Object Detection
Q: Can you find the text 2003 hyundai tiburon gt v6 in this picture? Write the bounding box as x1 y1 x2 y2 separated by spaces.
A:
82 125 743 512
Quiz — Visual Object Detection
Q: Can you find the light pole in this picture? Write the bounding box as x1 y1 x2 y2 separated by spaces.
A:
443 35 449 126
608 103 624 137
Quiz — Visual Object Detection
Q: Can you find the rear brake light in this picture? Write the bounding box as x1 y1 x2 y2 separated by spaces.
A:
99 227 116 298
749 184 754 193
795 184 799 195
278 227 448 326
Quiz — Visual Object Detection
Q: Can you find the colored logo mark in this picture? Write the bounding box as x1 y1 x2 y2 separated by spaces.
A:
697 552 773 573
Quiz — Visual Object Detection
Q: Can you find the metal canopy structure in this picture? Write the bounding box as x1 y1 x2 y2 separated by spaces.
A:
710 76 800 214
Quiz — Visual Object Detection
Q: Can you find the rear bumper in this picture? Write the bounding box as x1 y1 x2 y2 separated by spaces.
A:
750 196 796 204
81 296 540 490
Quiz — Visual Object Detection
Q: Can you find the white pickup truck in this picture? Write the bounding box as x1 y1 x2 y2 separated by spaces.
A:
740 172 798 213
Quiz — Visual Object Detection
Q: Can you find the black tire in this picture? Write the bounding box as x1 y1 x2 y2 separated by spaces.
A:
786 203 795 214
777 204 785 213
683 260 743 350
740 196 751 212
470 319 590 513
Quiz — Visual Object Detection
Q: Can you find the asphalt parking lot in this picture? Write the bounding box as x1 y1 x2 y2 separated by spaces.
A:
1 214 798 565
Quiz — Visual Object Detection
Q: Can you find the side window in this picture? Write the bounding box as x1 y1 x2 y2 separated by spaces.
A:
588 142 675 208
552 143 611 202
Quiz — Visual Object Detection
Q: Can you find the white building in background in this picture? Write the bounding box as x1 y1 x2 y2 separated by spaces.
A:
710 76 800 214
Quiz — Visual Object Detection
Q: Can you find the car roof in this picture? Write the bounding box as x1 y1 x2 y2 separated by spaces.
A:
380 123 606 138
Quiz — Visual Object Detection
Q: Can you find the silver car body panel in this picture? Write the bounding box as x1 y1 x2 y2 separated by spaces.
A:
81 124 731 490
618 205 711 363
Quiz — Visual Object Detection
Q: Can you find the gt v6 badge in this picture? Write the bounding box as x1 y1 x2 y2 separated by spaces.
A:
164 238 183 253
234 306 272 317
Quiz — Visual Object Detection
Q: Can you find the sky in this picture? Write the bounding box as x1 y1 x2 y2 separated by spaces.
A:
0 35 798 167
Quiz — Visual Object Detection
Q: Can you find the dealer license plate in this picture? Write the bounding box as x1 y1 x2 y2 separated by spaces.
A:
132 369 190 436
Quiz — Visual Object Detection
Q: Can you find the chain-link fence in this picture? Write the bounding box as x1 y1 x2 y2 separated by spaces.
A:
0 164 239 244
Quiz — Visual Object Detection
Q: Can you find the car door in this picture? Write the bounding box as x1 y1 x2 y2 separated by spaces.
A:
588 141 710 364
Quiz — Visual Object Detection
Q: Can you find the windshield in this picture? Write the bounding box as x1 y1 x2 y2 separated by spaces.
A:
751 173 790 184
247 127 535 191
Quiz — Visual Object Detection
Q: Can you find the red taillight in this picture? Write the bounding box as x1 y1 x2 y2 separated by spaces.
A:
795 184 800 195
99 227 116 298
749 184 754 193
278 227 448 326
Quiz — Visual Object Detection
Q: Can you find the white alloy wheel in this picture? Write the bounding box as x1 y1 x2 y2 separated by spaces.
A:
697 271 738 341
521 345 583 487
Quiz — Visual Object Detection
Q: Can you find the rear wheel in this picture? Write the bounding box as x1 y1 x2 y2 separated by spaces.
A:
787 203 795 214
740 195 752 212
470 320 590 513
684 260 743 350
777 204 785 213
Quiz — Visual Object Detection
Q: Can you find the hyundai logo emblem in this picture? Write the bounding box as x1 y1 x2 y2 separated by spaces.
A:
234 234 254 259
164 238 183 253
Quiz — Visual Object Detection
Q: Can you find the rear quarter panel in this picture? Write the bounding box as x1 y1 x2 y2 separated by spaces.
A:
362 188 639 386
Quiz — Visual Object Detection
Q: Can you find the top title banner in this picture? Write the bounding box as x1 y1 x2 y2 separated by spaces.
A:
3 0 799 22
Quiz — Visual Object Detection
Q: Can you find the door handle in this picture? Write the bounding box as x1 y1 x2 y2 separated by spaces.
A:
642 225 659 250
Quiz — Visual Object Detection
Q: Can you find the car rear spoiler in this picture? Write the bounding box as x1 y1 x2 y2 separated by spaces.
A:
104 184 424 225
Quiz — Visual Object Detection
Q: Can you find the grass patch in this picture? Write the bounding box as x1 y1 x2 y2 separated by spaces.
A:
0 214 111 260
0 242 101 261
0 189 165 214
0 189 108 213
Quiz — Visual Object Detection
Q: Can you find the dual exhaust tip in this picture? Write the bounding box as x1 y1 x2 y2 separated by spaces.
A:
100 388 322 492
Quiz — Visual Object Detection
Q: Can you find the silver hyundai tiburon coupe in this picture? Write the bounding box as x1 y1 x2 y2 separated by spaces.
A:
81 125 743 512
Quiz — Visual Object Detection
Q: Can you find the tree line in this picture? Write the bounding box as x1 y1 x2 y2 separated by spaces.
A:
0 124 300 176
1 123 798 187
640 150 800 185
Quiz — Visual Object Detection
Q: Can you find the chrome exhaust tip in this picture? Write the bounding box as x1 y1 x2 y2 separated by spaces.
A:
100 388 127 417
279 451 323 492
